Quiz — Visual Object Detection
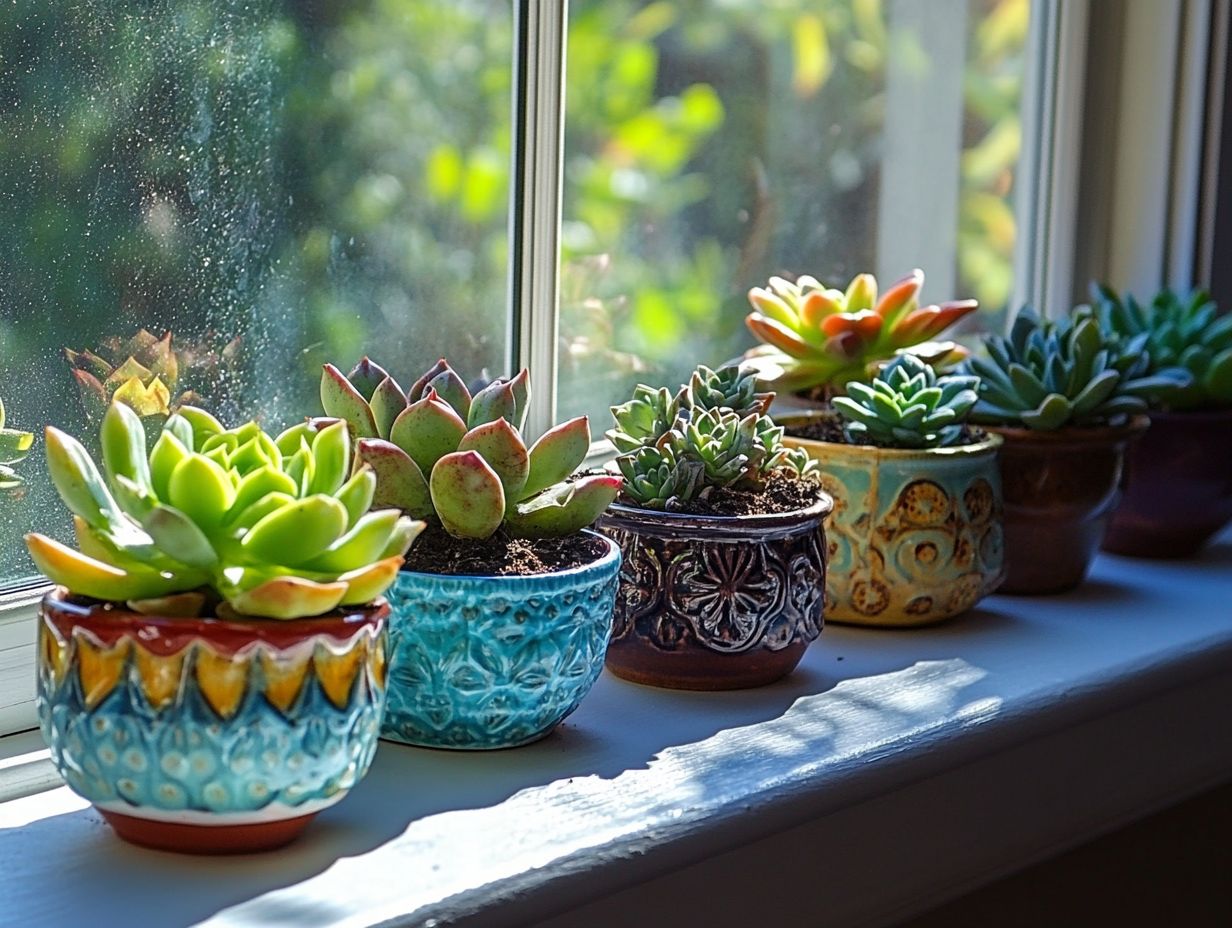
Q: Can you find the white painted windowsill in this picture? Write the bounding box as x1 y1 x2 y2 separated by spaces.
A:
2 531 1231 928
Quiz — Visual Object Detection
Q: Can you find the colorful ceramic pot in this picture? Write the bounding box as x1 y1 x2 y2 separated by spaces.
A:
381 531 620 749
783 423 1005 627
989 417 1148 593
37 591 388 854
595 493 831 690
1103 408 1232 558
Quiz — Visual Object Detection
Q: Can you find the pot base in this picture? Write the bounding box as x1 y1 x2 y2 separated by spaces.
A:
604 640 808 691
98 809 316 854
380 726 556 751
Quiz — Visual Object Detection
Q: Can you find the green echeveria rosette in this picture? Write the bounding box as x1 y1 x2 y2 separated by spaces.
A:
0 396 35 492
321 358 621 540
607 363 818 511
25 403 423 619
1091 283 1232 410
832 353 980 449
962 307 1189 431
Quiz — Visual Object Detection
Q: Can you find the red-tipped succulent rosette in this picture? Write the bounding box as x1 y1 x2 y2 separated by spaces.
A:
744 268 978 396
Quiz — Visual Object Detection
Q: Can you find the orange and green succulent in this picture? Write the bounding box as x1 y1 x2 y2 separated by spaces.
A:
26 403 422 619
65 328 241 422
744 269 978 396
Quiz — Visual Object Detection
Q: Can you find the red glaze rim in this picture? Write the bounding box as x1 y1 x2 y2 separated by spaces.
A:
41 588 388 658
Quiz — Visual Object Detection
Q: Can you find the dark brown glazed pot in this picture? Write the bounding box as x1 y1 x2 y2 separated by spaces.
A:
1103 408 1232 557
595 494 832 690
989 417 1148 594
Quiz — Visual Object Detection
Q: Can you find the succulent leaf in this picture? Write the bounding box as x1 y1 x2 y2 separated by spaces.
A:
430 450 506 540
355 438 433 517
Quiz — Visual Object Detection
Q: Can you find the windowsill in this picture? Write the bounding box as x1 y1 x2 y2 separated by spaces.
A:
2 531 1230 928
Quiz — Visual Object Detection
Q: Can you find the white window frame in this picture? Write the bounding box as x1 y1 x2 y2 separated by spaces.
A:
0 0 1225 737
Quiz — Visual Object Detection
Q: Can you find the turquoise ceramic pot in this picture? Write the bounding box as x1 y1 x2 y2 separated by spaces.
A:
382 531 621 749
38 591 388 853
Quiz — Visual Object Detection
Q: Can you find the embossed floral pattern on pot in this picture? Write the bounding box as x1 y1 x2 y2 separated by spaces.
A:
783 419 1004 626
37 591 388 853
381 531 621 750
596 494 831 690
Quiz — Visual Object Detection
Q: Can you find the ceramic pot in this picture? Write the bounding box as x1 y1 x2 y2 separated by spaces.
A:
1103 407 1232 557
37 590 388 854
595 493 831 690
782 424 1005 627
988 417 1148 594
381 531 620 749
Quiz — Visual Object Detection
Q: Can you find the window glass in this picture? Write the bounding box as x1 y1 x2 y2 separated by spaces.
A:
559 0 1032 424
0 0 513 584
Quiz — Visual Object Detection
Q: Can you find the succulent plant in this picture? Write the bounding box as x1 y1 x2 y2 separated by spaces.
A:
831 354 980 448
744 268 978 395
608 363 817 511
963 307 1189 430
65 328 242 422
0 396 34 492
321 358 621 540
1090 283 1232 410
25 403 423 619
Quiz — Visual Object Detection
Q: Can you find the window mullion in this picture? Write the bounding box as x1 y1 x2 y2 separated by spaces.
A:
508 0 568 439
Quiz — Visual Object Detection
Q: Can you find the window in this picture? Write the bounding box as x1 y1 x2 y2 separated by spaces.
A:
558 0 1033 426
0 1 1216 735
0 0 514 586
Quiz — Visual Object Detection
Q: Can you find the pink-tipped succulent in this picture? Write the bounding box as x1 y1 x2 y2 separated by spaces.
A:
744 269 978 395
321 359 621 540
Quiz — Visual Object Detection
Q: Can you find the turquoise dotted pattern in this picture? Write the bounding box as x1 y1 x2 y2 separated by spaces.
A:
38 644 384 819
382 535 621 750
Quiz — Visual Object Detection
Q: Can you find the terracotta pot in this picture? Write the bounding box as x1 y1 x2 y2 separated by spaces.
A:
381 531 621 749
595 493 832 690
989 417 1148 594
1103 407 1232 557
37 590 388 854
781 421 1005 627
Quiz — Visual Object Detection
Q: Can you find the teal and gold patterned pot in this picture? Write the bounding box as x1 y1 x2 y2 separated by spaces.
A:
783 420 1004 626
382 531 620 750
38 590 388 854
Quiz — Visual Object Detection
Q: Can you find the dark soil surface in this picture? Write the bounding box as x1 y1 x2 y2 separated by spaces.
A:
625 469 823 518
404 521 608 577
784 409 987 448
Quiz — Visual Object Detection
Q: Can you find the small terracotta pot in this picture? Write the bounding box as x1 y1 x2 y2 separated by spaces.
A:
595 493 832 690
988 417 1148 594
37 590 388 854
1103 407 1232 557
781 421 1005 627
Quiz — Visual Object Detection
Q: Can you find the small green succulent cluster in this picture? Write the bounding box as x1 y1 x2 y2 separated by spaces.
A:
0 396 34 492
832 354 980 448
26 404 422 619
964 307 1187 430
321 358 621 540
608 364 817 511
1091 283 1231 410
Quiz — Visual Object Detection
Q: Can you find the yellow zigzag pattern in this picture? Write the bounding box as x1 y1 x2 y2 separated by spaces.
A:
40 621 386 719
